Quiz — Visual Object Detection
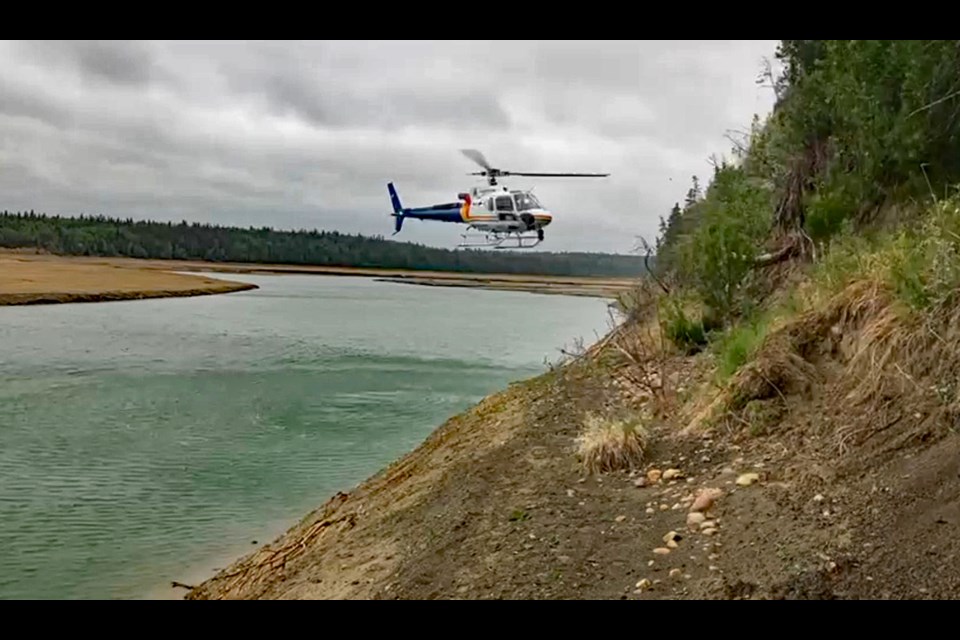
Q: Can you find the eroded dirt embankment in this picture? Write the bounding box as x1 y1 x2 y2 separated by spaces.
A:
186 277 960 600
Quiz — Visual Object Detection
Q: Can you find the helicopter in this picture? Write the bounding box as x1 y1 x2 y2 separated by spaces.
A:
387 149 609 249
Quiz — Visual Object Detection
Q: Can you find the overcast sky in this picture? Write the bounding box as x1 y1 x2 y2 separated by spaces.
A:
0 40 781 254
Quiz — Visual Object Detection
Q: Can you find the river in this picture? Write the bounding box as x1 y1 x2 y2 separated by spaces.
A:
0 273 612 599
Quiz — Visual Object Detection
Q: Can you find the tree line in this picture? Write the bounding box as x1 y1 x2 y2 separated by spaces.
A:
0 210 648 278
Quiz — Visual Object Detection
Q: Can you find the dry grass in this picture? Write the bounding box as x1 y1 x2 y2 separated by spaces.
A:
575 413 649 474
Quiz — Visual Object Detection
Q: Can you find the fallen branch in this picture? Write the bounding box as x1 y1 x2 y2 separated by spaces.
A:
171 581 196 590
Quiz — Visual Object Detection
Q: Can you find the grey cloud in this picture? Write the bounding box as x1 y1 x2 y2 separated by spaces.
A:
12 40 161 87
0 40 781 253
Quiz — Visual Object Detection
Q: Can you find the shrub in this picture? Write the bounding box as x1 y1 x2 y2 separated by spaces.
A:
659 296 708 354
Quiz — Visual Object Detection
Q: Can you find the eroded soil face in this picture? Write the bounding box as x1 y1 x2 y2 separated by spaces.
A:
188 338 960 600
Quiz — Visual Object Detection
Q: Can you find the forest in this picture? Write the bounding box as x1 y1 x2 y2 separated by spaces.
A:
0 210 647 277
647 39 960 362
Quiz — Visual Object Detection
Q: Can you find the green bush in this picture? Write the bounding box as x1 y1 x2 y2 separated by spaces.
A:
679 163 774 322
660 297 708 354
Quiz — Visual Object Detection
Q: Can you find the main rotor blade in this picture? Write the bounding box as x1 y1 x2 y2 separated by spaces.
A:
460 149 493 171
504 171 610 178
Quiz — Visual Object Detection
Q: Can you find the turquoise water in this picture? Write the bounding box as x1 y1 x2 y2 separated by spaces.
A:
0 274 611 599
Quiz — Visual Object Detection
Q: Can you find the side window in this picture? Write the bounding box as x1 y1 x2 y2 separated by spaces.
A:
486 198 494 211
495 196 514 212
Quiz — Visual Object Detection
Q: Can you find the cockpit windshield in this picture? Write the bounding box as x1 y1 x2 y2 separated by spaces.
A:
513 192 542 211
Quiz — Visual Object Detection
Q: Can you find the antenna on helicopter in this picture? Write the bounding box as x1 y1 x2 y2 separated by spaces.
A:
459 149 609 186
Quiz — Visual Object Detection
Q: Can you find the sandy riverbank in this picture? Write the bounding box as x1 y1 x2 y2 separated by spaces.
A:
0 251 638 301
0 252 257 306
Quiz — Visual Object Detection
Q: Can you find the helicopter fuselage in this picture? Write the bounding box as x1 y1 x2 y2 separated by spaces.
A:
388 184 552 235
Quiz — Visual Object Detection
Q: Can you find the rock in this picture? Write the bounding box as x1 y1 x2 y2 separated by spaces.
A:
648 560 655 566
659 504 669 511
690 487 723 513
653 547 671 555
566 489 576 498
702 527 718 536
663 468 683 481
813 493 824 502
687 512 706 529
635 578 652 590
736 473 760 486
647 469 663 483
663 531 682 544
615 515 627 522
667 539 679 549
645 507 655 514
669 568 682 578
633 477 648 488
700 520 717 530
671 503 682 510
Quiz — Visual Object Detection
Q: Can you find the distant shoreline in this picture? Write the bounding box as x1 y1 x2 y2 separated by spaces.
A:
0 251 638 304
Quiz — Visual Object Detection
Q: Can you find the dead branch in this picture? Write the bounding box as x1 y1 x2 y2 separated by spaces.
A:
636 235 670 294
171 581 196 590
753 239 800 268
908 88 960 118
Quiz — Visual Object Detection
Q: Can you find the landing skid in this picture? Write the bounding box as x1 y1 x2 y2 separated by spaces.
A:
456 229 544 250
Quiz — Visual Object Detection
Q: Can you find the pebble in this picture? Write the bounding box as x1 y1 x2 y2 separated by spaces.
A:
566 489 576 498
653 547 671 555
669 569 682 578
709 565 720 572
736 473 760 486
663 468 683 481
671 503 682 510
633 478 648 488
646 507 655 514
663 531 682 544
667 539 679 549
690 488 723 513
813 494 824 502
648 560 655 567
700 520 717 530
660 504 669 511
615 515 627 522
635 578 652 590
702 527 718 536
687 512 706 529
647 469 663 483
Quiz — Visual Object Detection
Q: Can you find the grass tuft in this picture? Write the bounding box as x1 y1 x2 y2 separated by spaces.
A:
576 413 649 474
